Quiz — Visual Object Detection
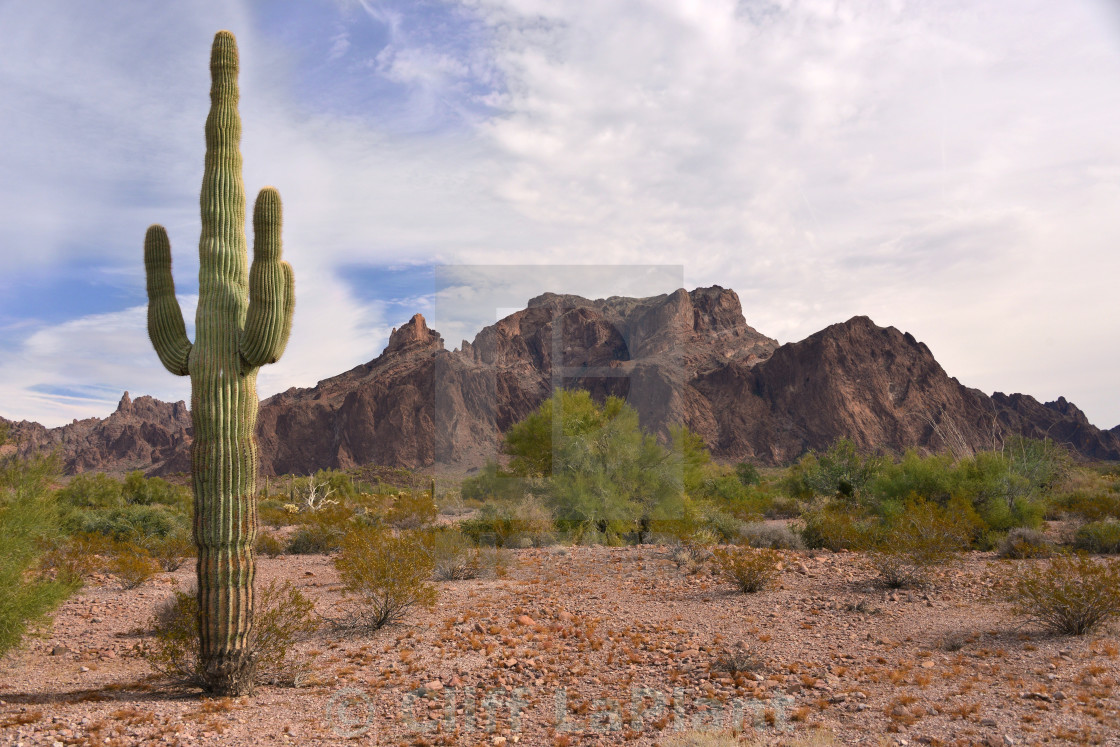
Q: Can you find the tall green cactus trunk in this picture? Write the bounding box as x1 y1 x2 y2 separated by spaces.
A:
143 30 294 696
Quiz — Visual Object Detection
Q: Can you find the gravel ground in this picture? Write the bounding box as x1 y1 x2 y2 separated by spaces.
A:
1 545 1118 746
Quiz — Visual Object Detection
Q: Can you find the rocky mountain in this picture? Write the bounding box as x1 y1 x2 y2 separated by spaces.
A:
4 286 1118 476
3 392 192 475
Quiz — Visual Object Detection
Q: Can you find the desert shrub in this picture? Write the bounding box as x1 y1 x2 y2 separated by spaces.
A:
285 508 351 555
334 527 437 631
0 485 78 657
121 471 191 510
63 503 187 543
144 531 194 571
36 533 107 583
953 451 1046 532
711 643 764 676
712 546 782 593
1050 488 1120 522
141 579 319 688
703 509 747 542
1073 520 1120 554
1002 436 1073 494
55 472 123 509
286 523 342 555
385 490 438 530
784 439 883 502
1008 553 1120 635
798 503 878 551
426 528 485 581
258 498 300 527
739 522 805 550
255 531 286 558
868 498 975 588
668 527 717 574
871 450 956 505
735 461 762 487
460 460 526 503
108 543 161 589
997 528 1054 559
459 496 555 548
695 468 782 523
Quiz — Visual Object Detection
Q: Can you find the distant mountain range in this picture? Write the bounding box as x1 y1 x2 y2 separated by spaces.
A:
4 286 1118 476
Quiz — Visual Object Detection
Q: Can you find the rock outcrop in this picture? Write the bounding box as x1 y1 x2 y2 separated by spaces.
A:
5 286 1118 475
3 392 192 475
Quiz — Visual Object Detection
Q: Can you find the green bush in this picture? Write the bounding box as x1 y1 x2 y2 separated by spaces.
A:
334 527 437 631
1073 520 1120 554
734 461 762 487
286 521 345 555
1050 489 1120 522
121 471 191 510
107 543 161 589
258 498 300 527
144 531 195 571
871 450 955 505
798 503 879 551
55 472 123 509
867 498 976 588
385 490 438 530
458 496 555 548
460 461 526 503
141 579 319 687
1008 553 1120 635
701 509 746 543
63 503 188 542
255 531 286 558
784 439 883 502
953 451 1046 532
283 504 353 555
1 451 79 658
694 471 770 521
501 390 690 540
425 528 491 581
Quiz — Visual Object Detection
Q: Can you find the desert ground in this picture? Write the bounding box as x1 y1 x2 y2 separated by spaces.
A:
1 542 1118 747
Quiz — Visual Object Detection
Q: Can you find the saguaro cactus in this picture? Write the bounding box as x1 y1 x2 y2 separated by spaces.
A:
143 30 294 695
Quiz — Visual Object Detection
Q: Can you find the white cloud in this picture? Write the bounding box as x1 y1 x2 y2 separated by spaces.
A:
457 0 1120 426
2 0 1119 431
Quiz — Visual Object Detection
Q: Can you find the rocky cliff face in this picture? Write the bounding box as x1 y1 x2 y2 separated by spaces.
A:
3 392 192 475
6 286 1118 475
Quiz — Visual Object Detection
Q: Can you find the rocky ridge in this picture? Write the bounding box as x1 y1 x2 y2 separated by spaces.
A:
3 286 1118 476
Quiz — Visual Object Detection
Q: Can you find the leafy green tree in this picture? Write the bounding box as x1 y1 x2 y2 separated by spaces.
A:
502 390 690 540
785 439 883 502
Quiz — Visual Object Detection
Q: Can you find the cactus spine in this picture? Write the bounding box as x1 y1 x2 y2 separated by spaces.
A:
143 30 294 696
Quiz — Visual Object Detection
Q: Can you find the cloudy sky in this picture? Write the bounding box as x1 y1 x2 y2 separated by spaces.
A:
1 0 1118 430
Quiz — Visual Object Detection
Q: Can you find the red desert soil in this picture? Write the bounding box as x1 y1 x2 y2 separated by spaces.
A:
2 546 1118 746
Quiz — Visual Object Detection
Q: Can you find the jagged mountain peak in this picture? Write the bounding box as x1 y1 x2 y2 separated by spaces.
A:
5 286 1117 475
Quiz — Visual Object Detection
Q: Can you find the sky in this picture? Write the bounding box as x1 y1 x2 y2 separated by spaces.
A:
1 0 1118 431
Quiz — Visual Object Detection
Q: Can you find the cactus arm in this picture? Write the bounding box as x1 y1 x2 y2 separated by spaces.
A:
239 187 295 369
143 224 192 376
